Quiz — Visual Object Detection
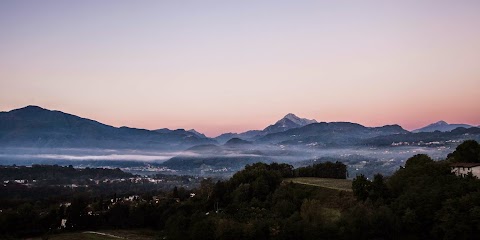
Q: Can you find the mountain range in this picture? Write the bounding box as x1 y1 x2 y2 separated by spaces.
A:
1 106 479 151
256 122 409 146
0 106 214 149
412 121 474 133
214 113 316 143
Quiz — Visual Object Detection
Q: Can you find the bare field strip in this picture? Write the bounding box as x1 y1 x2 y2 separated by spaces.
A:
286 177 353 192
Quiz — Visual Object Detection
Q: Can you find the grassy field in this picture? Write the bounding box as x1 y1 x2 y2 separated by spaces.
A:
27 229 158 240
285 177 353 192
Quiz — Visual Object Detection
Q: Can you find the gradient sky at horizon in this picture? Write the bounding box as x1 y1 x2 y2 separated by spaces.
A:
1 0 479 137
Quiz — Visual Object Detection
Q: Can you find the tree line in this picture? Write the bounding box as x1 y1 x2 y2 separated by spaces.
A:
295 161 347 179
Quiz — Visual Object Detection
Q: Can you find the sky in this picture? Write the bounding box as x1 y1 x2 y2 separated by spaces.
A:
1 0 479 137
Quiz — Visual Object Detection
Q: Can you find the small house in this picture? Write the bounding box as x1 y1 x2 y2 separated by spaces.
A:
450 163 480 178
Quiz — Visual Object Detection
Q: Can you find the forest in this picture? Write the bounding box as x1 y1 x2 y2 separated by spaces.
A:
0 140 479 239
0 165 132 182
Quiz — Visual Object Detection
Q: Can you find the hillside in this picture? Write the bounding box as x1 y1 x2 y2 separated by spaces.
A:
0 106 215 149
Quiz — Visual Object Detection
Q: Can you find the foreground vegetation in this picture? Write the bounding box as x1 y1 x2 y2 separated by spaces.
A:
1 140 480 239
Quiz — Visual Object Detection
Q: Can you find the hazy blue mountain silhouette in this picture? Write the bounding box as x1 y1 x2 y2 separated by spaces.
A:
214 113 316 143
263 113 316 134
413 121 473 133
365 127 480 146
224 137 253 146
257 122 409 146
162 139 269 173
154 128 209 139
2 106 479 152
214 130 262 144
187 129 208 138
0 106 215 149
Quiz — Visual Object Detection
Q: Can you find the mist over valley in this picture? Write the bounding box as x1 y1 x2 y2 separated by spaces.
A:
1 106 478 178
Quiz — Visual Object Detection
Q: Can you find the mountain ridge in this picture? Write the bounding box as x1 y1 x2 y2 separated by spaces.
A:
2 106 479 151
214 113 317 143
413 120 473 133
262 113 317 135
257 122 409 146
0 106 215 149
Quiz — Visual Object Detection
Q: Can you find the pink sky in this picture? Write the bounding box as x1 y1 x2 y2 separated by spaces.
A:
1 1 479 137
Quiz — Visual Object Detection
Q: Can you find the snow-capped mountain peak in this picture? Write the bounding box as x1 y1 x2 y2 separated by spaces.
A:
280 113 317 126
431 120 448 126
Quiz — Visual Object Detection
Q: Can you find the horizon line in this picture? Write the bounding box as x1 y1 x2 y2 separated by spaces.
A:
2 104 479 138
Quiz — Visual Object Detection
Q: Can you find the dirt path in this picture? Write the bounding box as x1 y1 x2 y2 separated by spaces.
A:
83 231 125 239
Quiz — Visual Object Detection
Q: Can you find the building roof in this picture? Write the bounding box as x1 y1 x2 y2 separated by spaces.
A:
450 162 480 168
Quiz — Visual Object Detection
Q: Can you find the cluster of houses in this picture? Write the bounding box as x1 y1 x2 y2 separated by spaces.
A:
2 176 188 189
57 191 199 229
391 140 462 147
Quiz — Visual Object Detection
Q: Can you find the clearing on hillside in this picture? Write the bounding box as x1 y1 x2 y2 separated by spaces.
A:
286 177 352 191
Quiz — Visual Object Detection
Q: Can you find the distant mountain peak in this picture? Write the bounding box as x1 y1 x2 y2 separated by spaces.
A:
432 120 448 125
24 105 43 109
261 113 317 135
284 113 297 118
278 113 317 126
11 105 46 112
413 120 473 133
187 129 208 139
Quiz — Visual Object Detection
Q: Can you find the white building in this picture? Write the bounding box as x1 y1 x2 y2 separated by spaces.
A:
451 163 480 178
60 219 67 229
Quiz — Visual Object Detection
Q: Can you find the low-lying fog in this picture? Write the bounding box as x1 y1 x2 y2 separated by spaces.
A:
0 144 456 179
